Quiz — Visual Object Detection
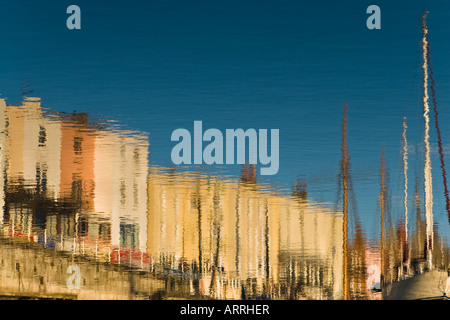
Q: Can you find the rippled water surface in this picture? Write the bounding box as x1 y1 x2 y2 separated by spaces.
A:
0 97 448 300
0 0 449 300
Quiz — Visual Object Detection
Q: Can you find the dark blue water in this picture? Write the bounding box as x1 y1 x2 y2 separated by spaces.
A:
1 0 449 239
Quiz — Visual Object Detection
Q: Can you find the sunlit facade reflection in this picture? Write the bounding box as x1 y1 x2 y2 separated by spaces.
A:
0 98 448 300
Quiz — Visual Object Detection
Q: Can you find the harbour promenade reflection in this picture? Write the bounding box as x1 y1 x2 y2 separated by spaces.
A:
0 98 448 300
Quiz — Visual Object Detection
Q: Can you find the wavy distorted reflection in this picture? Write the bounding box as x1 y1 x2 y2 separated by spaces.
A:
0 97 448 300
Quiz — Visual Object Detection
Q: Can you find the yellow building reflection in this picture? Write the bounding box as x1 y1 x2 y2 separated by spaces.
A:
147 167 346 299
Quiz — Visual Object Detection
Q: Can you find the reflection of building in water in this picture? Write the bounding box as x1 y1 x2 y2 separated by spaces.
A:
1 98 446 300
0 98 150 268
3 98 62 199
60 113 95 211
0 98 374 300
147 167 345 299
93 130 149 264
1 98 65 246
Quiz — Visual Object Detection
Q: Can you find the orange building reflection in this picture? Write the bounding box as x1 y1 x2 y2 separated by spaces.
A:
59 113 96 211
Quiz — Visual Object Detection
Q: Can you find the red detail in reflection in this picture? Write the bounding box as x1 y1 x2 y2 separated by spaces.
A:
110 247 150 265
427 42 450 225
